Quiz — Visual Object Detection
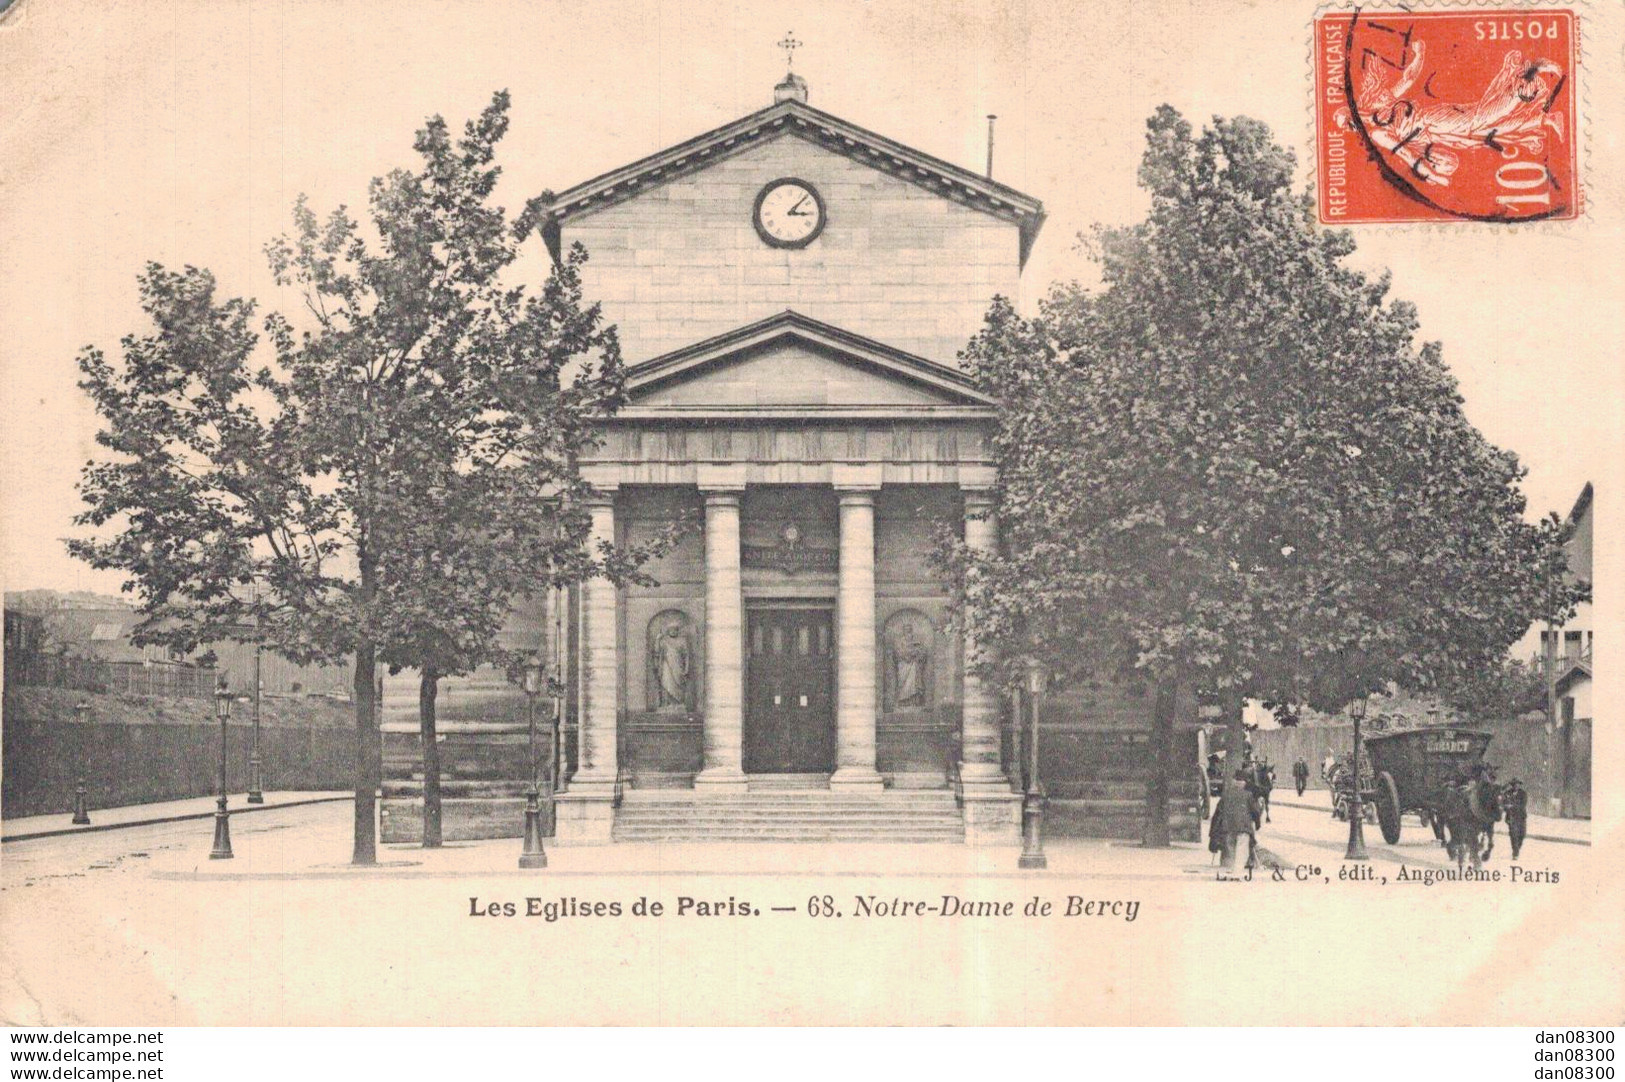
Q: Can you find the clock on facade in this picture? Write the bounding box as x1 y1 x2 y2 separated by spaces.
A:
752 177 826 248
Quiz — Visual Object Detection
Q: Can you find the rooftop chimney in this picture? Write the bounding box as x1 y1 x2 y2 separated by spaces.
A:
774 72 809 105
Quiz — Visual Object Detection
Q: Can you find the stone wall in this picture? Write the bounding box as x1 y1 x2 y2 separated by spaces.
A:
2 686 353 818
566 133 1021 366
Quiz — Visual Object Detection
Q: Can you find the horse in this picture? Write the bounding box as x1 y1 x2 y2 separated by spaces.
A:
1248 761 1276 825
1435 776 1501 870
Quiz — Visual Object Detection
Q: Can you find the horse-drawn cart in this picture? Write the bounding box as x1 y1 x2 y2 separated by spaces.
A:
1364 726 1494 845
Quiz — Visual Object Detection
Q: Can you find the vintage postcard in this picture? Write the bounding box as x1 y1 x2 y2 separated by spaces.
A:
1 0 1620 1028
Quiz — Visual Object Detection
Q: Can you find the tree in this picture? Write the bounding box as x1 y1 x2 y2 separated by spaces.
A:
71 91 635 863
947 106 1587 847
1440 656 1549 721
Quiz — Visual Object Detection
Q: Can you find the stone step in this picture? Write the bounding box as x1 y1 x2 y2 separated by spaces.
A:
614 809 955 818
616 787 966 842
613 830 967 843
618 818 964 831
617 807 961 818
620 791 957 802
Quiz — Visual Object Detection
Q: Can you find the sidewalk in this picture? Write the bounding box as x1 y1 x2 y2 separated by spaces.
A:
2 790 351 843
1268 794 1590 845
138 813 1223 882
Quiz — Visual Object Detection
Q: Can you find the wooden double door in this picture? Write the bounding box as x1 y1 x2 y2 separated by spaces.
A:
744 606 836 773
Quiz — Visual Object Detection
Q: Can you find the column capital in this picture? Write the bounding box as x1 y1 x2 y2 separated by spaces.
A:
580 464 623 491
832 464 884 492
696 464 748 494
582 487 619 509
963 489 997 515
959 465 997 491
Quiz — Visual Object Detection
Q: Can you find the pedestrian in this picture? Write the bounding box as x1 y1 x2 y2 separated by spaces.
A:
1501 778 1529 860
1211 770 1258 873
1293 757 1309 797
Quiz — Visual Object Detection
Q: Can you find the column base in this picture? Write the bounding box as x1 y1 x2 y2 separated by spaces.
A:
958 762 1009 786
960 787 1022 846
828 767 885 792
553 779 619 846
693 768 750 793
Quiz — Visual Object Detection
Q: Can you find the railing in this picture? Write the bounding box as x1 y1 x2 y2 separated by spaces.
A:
3 653 218 700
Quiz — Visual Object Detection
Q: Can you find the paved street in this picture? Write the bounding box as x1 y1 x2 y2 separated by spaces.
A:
1 797 1609 1025
1251 792 1590 882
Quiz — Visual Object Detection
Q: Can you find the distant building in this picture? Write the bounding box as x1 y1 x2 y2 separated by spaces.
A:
3 610 45 657
1514 482 1592 727
3 590 351 699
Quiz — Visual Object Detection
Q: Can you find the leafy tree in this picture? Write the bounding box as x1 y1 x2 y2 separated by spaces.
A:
71 92 636 862
948 106 1586 846
1440 656 1549 721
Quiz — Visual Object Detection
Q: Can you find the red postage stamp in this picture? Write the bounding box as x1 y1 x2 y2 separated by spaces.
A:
1315 8 1579 223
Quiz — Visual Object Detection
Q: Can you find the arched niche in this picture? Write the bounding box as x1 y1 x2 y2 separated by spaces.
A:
881 609 935 713
646 609 697 712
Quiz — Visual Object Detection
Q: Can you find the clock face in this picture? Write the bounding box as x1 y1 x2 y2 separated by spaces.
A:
753 178 826 248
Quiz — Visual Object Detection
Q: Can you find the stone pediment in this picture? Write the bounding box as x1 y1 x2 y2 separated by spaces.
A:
620 311 996 418
543 99 1045 266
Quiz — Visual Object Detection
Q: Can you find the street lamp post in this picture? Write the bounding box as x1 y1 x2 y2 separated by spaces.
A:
210 677 235 859
519 654 547 869
1344 694 1370 862
247 634 265 803
1018 661 1048 870
72 700 92 825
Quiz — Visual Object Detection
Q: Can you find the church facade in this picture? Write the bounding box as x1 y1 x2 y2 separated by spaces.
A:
380 74 1200 846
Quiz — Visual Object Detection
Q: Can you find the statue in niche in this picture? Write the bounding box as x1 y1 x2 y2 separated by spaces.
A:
883 611 933 712
647 611 694 711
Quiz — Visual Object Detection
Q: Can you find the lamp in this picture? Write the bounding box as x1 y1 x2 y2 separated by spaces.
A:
1018 660 1049 870
519 652 547 869
1344 693 1370 861
210 676 234 859
71 701 92 825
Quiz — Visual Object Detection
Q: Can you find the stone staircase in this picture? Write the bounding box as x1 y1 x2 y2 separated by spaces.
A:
612 788 966 843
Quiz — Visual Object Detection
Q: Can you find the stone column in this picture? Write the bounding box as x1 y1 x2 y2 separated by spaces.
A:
695 467 749 791
959 484 1020 843
830 467 885 791
555 486 620 843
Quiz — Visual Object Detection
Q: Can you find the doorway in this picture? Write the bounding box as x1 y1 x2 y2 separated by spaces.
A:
743 606 836 773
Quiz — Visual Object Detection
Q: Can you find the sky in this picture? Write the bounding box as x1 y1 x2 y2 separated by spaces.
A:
2 0 1621 596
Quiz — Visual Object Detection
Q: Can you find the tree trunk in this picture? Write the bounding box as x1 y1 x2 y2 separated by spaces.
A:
1224 690 1248 777
352 644 379 866
1141 675 1177 848
420 667 443 848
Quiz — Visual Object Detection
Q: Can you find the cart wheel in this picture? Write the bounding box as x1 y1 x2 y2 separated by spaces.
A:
1375 771 1402 845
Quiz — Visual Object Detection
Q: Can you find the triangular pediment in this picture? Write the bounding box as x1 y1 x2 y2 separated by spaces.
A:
619 311 995 417
543 99 1045 266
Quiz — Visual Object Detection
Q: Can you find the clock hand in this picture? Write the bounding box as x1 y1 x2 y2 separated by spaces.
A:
786 195 812 216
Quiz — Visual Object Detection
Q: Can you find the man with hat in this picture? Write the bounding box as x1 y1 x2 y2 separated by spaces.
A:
1211 769 1259 874
1501 778 1529 860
